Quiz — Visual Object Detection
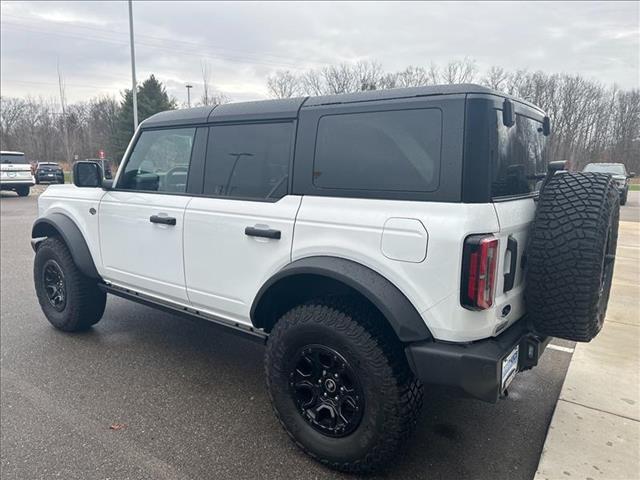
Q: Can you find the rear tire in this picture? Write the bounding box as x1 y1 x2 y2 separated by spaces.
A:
525 173 619 342
34 237 106 331
265 297 422 473
16 186 30 197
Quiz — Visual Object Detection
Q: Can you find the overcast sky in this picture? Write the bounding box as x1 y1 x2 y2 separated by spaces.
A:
1 1 638 104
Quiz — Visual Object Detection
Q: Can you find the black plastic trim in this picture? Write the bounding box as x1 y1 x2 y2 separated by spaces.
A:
101 283 267 344
405 319 549 403
250 256 432 342
504 236 518 292
245 226 281 239
31 213 100 279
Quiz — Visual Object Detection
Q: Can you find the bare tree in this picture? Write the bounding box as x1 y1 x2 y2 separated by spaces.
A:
442 58 477 84
322 63 358 94
301 69 325 96
0 97 27 150
482 66 509 91
267 70 302 98
395 66 431 88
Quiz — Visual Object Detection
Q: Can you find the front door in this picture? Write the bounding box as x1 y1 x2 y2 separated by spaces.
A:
99 127 198 304
183 121 299 325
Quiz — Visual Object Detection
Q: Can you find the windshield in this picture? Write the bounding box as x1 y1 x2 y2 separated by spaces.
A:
1 153 28 164
583 164 625 175
492 112 548 198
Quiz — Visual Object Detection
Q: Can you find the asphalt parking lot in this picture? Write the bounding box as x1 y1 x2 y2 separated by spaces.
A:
3 188 637 480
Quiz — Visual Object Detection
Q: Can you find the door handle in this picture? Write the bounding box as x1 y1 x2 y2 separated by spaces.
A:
245 226 281 240
150 215 176 226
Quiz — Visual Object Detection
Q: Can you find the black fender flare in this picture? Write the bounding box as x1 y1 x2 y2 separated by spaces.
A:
250 256 432 343
31 213 100 279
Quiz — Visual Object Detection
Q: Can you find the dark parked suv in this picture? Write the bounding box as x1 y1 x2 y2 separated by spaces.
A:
35 162 65 184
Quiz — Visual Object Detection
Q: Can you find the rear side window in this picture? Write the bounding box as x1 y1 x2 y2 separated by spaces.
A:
313 109 442 192
203 123 292 200
492 112 548 198
118 128 195 193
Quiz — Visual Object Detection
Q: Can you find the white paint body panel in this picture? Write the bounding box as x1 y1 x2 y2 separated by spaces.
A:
183 195 302 324
36 186 536 344
99 190 192 303
292 196 533 342
36 185 106 273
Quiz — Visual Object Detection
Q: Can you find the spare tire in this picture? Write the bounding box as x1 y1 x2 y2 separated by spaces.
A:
525 172 620 342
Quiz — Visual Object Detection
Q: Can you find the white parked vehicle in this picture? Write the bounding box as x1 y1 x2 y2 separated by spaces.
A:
31 85 620 473
1 150 35 196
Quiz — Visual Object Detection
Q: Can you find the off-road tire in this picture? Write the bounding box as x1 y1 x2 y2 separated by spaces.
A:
526 172 619 342
34 237 106 331
16 186 30 197
265 297 423 473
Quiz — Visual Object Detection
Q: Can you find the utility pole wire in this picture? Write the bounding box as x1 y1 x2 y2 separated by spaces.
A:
128 0 138 130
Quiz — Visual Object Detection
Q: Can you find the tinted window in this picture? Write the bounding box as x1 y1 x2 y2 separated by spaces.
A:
313 109 442 192
492 112 548 198
203 123 292 199
1 153 27 164
118 128 195 193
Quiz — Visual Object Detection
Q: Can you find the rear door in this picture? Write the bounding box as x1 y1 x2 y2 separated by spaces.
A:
100 127 202 304
183 121 300 325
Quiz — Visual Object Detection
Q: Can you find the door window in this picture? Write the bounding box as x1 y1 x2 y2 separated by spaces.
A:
203 123 293 200
118 128 196 193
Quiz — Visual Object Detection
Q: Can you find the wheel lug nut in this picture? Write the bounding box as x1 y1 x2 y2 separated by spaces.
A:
334 373 339 379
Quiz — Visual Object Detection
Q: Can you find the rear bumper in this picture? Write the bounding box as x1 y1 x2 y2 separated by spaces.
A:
0 179 35 188
36 173 64 182
405 319 550 403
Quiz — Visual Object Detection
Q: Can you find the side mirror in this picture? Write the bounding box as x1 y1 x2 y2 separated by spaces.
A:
73 161 103 188
502 99 515 128
542 116 551 136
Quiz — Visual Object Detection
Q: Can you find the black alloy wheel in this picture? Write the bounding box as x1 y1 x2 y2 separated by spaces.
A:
43 259 66 311
289 344 364 438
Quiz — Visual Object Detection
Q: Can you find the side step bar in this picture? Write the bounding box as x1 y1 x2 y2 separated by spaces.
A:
99 283 268 344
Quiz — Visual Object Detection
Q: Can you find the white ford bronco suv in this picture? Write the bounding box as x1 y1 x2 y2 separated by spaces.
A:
32 85 620 473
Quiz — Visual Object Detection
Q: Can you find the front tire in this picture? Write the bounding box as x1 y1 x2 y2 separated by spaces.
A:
265 298 422 473
620 188 628 206
16 186 30 197
34 237 106 331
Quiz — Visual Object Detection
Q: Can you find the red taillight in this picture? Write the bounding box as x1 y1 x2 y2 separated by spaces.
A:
461 235 499 310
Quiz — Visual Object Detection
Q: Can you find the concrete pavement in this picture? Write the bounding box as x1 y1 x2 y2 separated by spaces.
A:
535 217 640 480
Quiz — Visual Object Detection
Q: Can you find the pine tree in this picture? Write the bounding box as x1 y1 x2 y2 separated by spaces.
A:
113 75 176 162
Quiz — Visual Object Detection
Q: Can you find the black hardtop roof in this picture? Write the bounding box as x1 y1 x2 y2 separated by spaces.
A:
141 84 542 128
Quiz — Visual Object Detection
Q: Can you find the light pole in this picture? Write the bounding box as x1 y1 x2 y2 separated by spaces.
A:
185 84 193 108
128 0 138 130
